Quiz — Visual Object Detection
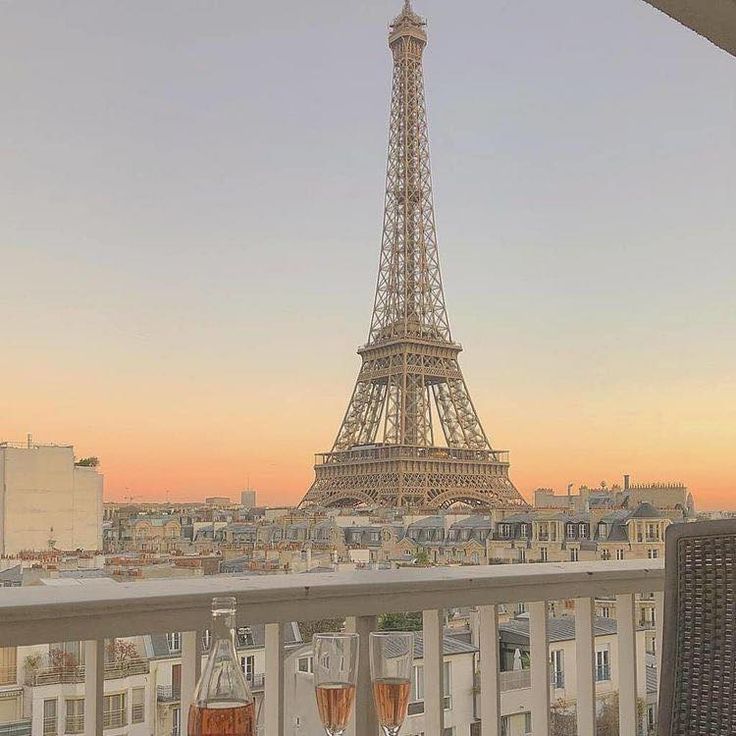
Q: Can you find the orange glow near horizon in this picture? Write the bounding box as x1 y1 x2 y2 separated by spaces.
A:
4 364 733 511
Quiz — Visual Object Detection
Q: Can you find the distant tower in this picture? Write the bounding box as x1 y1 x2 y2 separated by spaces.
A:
300 1 527 510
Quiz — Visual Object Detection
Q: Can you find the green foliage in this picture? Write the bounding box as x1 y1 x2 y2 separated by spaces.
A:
379 612 423 631
75 457 99 467
298 618 345 642
413 549 431 566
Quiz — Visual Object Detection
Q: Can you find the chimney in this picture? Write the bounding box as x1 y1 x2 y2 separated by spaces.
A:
624 474 630 491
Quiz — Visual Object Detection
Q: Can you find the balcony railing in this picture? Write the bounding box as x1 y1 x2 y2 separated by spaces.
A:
26 659 149 686
499 669 531 691
0 559 664 736
102 707 126 729
157 684 181 702
315 444 510 466
63 715 83 735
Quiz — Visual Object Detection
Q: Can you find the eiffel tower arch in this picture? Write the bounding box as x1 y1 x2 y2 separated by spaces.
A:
300 2 528 511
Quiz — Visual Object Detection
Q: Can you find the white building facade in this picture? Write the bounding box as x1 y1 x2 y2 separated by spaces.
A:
0 442 103 555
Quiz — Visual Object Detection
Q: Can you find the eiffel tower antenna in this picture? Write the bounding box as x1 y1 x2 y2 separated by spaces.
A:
300 2 527 510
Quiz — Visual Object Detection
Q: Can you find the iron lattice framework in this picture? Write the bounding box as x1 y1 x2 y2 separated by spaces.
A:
300 1 527 510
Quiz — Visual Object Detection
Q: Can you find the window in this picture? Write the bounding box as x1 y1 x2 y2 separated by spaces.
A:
520 525 528 539
408 664 424 714
0 647 17 685
601 606 611 618
172 706 181 736
443 661 451 710
167 632 182 652
518 548 526 563
131 687 145 724
525 712 533 734
616 549 625 561
601 549 611 561
646 523 659 541
103 692 126 729
647 704 656 732
570 548 579 562
500 523 511 537
595 647 611 681
202 629 212 650
566 523 575 538
43 699 57 736
241 655 255 682
578 523 587 538
65 699 84 734
550 650 564 688
648 548 659 559
297 656 313 674
540 547 548 562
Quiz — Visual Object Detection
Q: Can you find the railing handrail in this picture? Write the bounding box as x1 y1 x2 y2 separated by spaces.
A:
0 559 663 645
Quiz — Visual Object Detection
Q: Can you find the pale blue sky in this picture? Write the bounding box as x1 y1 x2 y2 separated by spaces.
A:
1 1 734 505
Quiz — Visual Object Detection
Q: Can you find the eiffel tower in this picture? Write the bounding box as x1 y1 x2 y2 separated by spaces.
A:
300 1 527 510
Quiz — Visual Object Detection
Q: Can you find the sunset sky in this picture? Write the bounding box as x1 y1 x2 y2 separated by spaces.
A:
2 1 734 510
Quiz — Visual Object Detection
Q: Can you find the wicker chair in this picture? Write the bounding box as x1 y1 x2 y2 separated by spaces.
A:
658 519 736 735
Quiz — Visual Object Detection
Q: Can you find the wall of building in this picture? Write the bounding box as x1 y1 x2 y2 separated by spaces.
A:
0 446 103 555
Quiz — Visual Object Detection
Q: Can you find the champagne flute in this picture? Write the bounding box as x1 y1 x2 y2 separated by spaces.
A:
313 633 359 736
369 632 413 736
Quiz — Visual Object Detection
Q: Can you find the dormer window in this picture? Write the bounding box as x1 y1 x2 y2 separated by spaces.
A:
566 523 576 538
598 522 607 537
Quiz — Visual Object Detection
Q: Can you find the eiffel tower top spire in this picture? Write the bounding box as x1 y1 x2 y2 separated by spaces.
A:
390 0 427 46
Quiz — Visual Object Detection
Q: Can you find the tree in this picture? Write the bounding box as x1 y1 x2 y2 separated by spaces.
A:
379 612 423 631
106 639 140 668
48 648 79 674
298 618 345 643
75 457 99 467
596 693 646 736
550 700 576 736
414 549 431 566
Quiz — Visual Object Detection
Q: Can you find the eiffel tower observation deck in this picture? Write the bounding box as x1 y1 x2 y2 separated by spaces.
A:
300 1 528 510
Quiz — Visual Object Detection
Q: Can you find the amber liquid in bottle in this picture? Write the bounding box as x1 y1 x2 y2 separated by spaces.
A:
315 683 356 732
372 678 410 729
188 702 255 736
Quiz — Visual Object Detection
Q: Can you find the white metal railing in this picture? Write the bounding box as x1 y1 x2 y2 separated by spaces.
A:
0 559 664 736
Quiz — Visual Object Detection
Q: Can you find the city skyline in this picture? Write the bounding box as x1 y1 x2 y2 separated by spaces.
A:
2 1 735 509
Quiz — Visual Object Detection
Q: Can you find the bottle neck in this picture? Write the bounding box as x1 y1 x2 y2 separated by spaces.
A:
212 610 236 643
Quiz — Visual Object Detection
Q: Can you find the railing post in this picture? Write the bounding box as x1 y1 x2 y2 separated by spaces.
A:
575 597 596 736
181 630 202 732
346 615 378 736
616 593 639 735
264 622 284 736
83 639 104 736
479 605 501 736
529 600 550 736
423 609 445 736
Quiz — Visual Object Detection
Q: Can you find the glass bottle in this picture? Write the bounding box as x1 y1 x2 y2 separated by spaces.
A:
188 596 255 736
